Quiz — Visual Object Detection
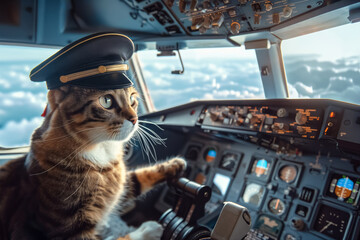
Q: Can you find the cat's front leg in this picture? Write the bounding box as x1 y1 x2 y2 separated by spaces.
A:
128 157 186 196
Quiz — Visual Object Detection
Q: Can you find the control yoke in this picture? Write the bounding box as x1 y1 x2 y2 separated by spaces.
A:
159 178 251 240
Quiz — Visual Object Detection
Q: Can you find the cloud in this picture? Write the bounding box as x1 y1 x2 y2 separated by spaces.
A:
0 91 47 126
0 117 43 147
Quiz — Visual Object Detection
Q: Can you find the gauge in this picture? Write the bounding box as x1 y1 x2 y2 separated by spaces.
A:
279 165 297 183
242 183 265 206
253 214 283 238
251 159 270 177
313 204 350 239
219 153 238 171
204 148 217 162
327 173 360 205
268 198 285 215
185 145 200 161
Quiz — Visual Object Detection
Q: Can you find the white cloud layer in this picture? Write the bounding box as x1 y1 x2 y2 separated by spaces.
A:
0 117 43 147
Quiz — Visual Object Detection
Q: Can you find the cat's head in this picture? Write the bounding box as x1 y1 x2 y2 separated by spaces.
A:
46 85 139 143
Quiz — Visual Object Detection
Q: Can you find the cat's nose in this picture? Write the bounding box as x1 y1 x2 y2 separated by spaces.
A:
128 117 138 125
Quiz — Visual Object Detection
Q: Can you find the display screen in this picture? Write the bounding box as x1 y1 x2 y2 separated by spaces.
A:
213 173 231 196
253 214 283 238
242 183 265 206
327 173 360 205
204 148 217 162
250 158 271 177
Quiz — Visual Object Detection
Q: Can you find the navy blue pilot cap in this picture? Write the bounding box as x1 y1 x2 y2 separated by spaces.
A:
30 32 135 90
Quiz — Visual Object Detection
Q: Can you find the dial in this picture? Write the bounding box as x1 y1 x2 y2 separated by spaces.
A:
279 165 297 183
230 22 241 34
251 159 270 177
313 204 350 239
277 108 287 117
268 198 286 215
295 112 307 125
219 153 238 171
242 183 265 206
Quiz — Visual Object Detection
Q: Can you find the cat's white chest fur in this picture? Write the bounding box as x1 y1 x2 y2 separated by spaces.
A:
82 141 122 167
82 120 137 167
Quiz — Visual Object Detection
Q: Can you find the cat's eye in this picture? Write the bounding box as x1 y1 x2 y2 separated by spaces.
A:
130 94 136 106
99 95 113 109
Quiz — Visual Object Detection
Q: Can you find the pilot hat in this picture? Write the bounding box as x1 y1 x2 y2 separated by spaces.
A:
30 32 135 90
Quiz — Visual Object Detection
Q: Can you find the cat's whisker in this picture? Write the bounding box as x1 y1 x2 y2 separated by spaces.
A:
137 128 158 162
135 130 153 164
138 120 164 131
134 132 146 161
31 126 104 144
138 127 166 147
138 124 167 146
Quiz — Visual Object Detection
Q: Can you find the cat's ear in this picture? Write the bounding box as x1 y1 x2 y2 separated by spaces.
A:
48 86 71 109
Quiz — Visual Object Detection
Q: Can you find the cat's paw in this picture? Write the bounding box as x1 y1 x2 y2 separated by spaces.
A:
162 157 187 179
128 221 163 240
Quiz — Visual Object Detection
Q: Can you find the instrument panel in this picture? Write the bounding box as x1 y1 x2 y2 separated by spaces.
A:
166 137 360 240
201 104 322 139
140 99 360 240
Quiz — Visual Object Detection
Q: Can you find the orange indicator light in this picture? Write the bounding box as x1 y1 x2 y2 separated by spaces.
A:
330 112 335 118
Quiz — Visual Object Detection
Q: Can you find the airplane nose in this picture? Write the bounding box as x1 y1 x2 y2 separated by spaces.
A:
129 117 138 125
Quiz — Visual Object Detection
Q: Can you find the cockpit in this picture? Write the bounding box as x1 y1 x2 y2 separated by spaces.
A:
0 0 359 239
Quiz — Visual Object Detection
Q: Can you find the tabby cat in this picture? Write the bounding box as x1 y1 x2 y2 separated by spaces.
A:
0 85 186 240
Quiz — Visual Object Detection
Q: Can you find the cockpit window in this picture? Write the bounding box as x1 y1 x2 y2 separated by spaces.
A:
282 22 360 105
0 45 57 147
137 47 264 110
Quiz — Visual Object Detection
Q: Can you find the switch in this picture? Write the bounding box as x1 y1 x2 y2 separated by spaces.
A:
252 2 261 12
254 14 261 24
295 205 308 217
273 12 280 24
228 9 237 18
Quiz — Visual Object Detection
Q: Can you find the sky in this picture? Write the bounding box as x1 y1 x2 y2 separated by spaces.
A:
0 22 359 147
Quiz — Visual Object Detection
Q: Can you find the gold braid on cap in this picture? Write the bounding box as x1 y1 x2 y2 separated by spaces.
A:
59 64 129 83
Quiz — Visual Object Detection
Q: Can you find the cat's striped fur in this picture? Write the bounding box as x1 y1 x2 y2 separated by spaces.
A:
0 85 185 240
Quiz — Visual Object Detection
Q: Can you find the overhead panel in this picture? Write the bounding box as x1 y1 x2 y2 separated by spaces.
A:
0 0 36 43
162 0 325 37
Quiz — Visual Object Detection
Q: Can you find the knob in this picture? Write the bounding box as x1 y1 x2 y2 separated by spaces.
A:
295 112 307 125
230 22 241 34
247 113 258 124
283 6 293 18
199 26 207 34
277 108 287 117
265 2 273 11
267 183 278 192
191 17 204 30
203 16 212 29
284 187 296 198
291 218 305 231
236 117 244 125
278 123 288 130
212 13 224 28
297 126 306 135
210 111 220 121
